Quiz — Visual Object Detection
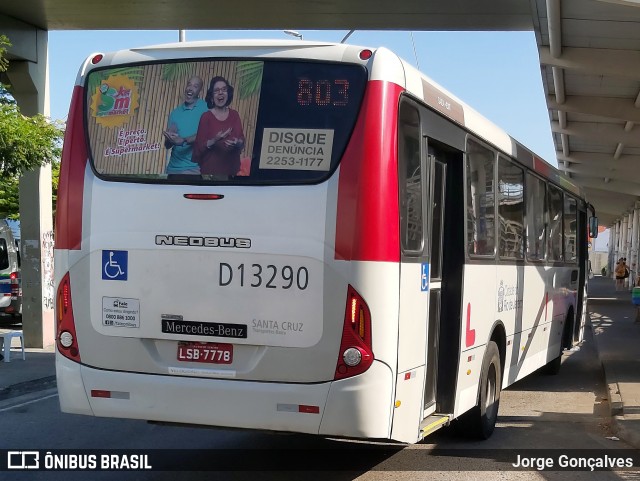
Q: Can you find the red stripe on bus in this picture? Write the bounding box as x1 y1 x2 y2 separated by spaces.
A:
335 80 402 262
55 86 87 250
465 303 476 347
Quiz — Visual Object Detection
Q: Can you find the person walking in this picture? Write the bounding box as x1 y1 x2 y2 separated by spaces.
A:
615 258 626 291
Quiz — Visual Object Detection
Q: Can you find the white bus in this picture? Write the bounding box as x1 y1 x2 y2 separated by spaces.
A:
55 40 596 443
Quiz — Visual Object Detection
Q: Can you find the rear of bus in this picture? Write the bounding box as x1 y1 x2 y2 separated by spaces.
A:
55 41 406 440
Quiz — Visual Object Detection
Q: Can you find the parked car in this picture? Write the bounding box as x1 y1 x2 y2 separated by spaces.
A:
0 219 21 323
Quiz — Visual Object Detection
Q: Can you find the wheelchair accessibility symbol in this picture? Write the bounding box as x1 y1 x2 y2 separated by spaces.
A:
102 250 128 281
421 263 429 292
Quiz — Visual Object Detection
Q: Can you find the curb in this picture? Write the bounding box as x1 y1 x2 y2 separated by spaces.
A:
0 375 57 401
607 382 623 416
612 415 640 450
589 309 640 449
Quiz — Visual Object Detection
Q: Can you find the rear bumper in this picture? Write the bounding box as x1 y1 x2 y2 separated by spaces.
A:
56 354 394 439
0 295 21 317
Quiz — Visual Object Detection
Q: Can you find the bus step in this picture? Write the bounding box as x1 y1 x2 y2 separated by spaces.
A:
420 414 451 438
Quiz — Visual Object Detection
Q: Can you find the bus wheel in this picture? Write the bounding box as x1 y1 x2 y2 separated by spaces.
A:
543 315 572 375
458 341 501 439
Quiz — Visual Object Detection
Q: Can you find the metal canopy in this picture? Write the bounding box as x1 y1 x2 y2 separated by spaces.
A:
1 0 639 226
532 0 640 226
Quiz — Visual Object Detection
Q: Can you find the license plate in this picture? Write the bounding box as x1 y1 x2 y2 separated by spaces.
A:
177 342 233 364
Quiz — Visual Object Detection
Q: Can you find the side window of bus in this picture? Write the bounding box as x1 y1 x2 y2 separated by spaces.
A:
547 184 564 262
525 173 547 261
564 195 578 263
497 156 524 259
466 139 495 257
399 102 424 254
0 239 8 270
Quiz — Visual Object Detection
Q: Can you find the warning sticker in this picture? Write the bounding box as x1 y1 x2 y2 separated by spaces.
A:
102 297 140 328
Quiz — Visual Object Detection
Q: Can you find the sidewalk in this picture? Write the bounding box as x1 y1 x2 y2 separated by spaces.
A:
588 275 640 448
0 328 55 401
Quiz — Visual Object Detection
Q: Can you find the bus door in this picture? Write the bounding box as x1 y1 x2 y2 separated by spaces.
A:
423 149 446 413
395 102 464 440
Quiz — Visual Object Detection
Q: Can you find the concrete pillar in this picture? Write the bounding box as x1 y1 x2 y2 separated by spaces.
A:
622 212 633 287
613 221 621 277
631 213 636 246
620 214 629 257
3 20 53 348
632 204 640 286
608 224 615 276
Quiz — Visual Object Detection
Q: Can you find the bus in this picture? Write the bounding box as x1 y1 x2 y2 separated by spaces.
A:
55 39 597 443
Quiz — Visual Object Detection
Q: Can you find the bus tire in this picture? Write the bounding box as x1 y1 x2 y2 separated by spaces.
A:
542 315 572 375
542 353 562 375
458 341 501 440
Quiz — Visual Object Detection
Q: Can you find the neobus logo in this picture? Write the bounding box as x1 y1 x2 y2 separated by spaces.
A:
155 235 251 249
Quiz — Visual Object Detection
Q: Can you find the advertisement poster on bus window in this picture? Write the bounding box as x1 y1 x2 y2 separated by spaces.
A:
86 61 263 178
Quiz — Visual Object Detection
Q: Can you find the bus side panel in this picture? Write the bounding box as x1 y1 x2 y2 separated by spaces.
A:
391 263 429 442
55 85 87 252
453 264 579 418
454 264 495 417
390 364 425 443
335 80 402 263
498 263 552 386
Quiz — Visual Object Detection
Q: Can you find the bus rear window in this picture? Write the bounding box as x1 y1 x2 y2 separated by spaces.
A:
84 60 367 184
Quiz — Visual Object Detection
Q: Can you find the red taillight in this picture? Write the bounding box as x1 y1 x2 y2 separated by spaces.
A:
56 272 81 362
334 285 373 380
10 272 19 298
359 49 373 60
91 54 104 64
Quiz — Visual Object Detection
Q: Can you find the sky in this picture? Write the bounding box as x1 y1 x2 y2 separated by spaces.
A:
47 29 559 166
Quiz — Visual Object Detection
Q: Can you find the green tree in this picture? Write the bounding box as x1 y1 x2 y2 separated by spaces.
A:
0 173 19 219
0 160 60 220
0 35 64 219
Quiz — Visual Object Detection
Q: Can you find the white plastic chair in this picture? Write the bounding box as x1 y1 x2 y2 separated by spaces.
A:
1 331 25 362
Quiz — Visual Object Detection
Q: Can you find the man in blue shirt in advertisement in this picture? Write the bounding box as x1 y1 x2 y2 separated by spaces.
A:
163 76 208 178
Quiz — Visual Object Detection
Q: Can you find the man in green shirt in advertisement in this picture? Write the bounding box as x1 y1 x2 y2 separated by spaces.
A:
163 76 208 178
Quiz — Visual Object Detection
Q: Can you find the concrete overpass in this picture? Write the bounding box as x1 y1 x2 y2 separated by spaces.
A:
1 0 640 345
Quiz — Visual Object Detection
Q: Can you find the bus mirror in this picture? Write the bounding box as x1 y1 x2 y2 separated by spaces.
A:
589 216 598 239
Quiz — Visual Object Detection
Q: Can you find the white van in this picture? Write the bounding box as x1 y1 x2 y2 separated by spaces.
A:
0 219 21 322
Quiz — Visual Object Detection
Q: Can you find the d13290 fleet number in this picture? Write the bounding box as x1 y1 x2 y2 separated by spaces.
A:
218 263 309 290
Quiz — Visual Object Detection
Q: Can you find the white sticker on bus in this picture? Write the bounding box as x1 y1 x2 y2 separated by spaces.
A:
259 128 334 171
102 297 140 328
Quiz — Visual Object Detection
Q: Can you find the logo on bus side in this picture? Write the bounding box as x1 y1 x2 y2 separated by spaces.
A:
155 235 251 249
